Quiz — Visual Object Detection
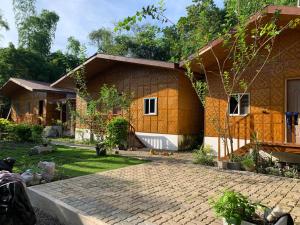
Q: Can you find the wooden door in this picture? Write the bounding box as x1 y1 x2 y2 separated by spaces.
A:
287 79 300 143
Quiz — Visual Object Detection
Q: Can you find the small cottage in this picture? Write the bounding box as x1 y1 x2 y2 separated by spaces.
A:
52 54 203 150
0 78 75 134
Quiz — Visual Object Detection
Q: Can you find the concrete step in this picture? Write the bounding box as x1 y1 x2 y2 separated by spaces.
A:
28 187 108 225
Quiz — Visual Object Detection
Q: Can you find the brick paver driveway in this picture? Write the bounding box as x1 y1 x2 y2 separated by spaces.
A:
30 152 300 225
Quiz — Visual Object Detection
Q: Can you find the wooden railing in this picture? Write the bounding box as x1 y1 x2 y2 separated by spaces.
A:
219 112 288 158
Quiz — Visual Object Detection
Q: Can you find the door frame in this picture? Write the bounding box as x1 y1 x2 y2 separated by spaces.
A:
285 78 300 143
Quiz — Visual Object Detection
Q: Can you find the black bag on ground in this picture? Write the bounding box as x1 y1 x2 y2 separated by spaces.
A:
0 173 36 225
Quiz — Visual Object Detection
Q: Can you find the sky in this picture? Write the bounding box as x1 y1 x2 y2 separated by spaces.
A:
0 0 224 56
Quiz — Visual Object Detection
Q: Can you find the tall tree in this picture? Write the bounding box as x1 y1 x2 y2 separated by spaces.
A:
177 0 225 58
66 36 81 56
0 13 9 31
89 28 114 54
224 0 296 28
0 43 51 85
18 10 59 56
12 0 36 39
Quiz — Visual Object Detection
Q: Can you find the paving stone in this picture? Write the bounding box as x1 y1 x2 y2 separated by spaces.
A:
30 150 300 225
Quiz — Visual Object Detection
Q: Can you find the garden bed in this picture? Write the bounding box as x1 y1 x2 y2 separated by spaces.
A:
0 141 147 180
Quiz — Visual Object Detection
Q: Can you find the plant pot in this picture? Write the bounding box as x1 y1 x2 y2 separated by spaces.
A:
244 165 256 172
276 162 286 169
96 147 106 156
222 218 255 225
227 162 242 170
217 161 228 170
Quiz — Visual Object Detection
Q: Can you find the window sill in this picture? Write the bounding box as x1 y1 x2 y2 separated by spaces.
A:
229 113 249 117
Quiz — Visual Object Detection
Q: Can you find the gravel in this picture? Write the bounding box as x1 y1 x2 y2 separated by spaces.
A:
34 208 64 225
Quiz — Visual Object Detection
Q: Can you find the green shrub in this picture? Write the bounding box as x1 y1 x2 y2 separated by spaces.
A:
193 145 215 166
210 190 258 225
241 154 255 171
13 124 32 142
106 117 129 149
0 118 12 132
31 125 44 142
0 121 43 142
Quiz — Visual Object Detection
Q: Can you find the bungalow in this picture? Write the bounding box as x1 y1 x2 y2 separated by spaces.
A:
0 78 75 134
183 6 300 162
51 54 203 150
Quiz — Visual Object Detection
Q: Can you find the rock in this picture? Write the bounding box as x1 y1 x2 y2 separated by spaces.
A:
38 162 55 182
21 170 33 185
21 170 42 186
43 126 62 138
29 146 53 155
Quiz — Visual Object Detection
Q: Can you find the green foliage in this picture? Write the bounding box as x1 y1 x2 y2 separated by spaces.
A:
66 36 82 56
89 25 175 61
31 125 43 142
106 117 129 149
241 154 255 171
71 64 132 143
0 118 12 132
283 167 299 179
193 145 215 166
13 123 32 142
2 122 43 142
18 10 59 56
210 190 258 225
0 44 81 86
230 154 243 162
0 13 9 31
12 0 36 29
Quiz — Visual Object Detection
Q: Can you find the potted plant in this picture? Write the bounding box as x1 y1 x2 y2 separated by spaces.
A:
210 190 260 225
227 154 242 170
241 155 255 172
95 141 107 156
217 160 229 169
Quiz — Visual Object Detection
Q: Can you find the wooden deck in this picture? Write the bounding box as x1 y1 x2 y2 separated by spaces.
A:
219 112 300 159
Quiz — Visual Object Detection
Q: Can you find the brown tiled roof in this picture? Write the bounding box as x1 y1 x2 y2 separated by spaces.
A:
1 78 75 95
51 53 180 88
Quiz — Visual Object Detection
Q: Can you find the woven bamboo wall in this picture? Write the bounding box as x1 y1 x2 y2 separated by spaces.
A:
11 90 46 124
76 62 203 135
11 89 66 125
205 29 300 144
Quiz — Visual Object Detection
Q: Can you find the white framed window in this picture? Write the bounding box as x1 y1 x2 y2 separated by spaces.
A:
229 93 250 116
144 97 157 115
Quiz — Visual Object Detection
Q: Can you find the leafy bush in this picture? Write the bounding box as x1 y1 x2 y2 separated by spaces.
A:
210 190 258 225
241 154 255 171
106 117 129 149
13 124 33 142
283 168 299 179
5 123 43 143
193 145 215 166
0 118 12 132
230 154 243 162
31 125 44 142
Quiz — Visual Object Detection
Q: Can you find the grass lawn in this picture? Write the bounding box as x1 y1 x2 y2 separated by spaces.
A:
0 142 147 180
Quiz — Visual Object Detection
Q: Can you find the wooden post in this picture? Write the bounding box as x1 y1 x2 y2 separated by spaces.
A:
262 114 265 143
271 113 274 143
218 135 221 161
292 112 295 144
244 116 247 145
237 122 240 150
